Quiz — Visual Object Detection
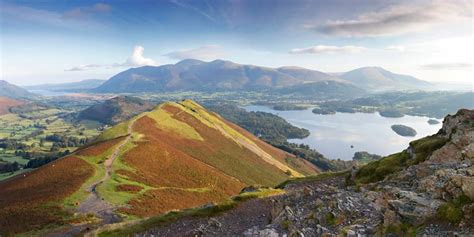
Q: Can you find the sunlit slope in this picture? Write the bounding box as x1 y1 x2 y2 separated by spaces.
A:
95 99 318 216
0 156 95 234
0 100 318 235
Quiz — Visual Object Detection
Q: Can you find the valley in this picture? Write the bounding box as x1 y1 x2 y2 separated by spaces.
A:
0 102 102 180
0 72 472 236
2 1 473 236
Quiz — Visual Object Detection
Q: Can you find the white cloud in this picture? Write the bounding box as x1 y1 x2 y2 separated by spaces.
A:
65 64 102 71
420 63 472 70
308 0 472 37
289 45 366 54
164 45 225 60
122 45 157 66
66 45 157 71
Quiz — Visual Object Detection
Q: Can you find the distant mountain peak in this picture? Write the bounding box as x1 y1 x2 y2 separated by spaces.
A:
0 80 37 99
341 66 431 91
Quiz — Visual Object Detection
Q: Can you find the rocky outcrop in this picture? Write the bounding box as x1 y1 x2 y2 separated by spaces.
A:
378 109 474 232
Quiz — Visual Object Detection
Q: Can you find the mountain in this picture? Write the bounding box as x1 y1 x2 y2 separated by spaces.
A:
340 67 432 91
0 96 25 115
77 96 154 124
0 100 318 235
24 79 105 92
99 109 474 236
0 80 37 99
93 59 359 93
277 80 366 99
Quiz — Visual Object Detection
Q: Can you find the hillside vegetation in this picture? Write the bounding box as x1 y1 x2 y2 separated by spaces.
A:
0 100 317 235
99 109 473 236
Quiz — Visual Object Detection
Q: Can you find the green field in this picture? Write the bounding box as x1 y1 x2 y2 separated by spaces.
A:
0 108 102 179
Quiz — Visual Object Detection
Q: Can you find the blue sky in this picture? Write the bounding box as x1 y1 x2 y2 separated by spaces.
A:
1 0 472 85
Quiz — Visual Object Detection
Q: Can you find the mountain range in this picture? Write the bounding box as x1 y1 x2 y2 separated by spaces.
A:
93 59 431 94
341 67 432 91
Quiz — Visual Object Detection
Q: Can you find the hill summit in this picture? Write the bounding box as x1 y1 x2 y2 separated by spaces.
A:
340 67 432 91
78 95 154 124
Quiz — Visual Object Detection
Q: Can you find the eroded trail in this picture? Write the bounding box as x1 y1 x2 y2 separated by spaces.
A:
77 121 134 223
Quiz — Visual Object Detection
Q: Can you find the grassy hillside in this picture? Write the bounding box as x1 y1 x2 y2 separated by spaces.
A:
0 156 95 234
0 99 317 235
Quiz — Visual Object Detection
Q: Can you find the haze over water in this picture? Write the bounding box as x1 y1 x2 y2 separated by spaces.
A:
244 105 442 160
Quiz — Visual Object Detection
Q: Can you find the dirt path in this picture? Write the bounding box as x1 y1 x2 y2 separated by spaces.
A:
77 121 134 223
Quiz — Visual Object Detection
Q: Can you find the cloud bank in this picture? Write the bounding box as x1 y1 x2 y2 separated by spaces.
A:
164 45 225 60
420 63 472 70
308 0 472 37
289 45 366 54
65 64 102 72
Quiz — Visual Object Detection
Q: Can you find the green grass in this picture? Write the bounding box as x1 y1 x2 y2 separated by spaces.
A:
145 107 203 141
96 131 153 206
355 151 410 184
437 195 472 224
384 222 419 236
175 100 303 177
96 121 131 142
97 188 284 237
407 135 447 164
63 138 126 208
0 153 29 165
355 134 448 184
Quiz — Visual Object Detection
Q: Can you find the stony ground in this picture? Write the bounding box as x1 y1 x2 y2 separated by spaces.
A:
137 176 385 236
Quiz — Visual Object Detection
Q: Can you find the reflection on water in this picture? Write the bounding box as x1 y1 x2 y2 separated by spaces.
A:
28 90 72 96
243 105 442 160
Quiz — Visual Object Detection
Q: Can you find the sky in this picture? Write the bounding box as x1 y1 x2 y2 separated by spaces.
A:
0 0 472 85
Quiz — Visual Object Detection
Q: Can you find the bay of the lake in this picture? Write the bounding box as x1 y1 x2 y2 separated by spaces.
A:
243 105 442 160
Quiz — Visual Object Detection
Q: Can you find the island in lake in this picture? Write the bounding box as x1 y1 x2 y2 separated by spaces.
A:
391 124 417 137
312 107 336 115
379 109 404 118
428 119 440 125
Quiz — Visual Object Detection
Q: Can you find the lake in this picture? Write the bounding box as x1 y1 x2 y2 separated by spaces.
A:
28 90 73 96
243 105 443 161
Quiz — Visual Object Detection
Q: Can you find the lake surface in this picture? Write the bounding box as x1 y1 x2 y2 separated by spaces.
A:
243 105 443 160
28 90 73 96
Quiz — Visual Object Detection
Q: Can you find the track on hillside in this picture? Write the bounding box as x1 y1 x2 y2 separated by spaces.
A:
77 120 134 223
